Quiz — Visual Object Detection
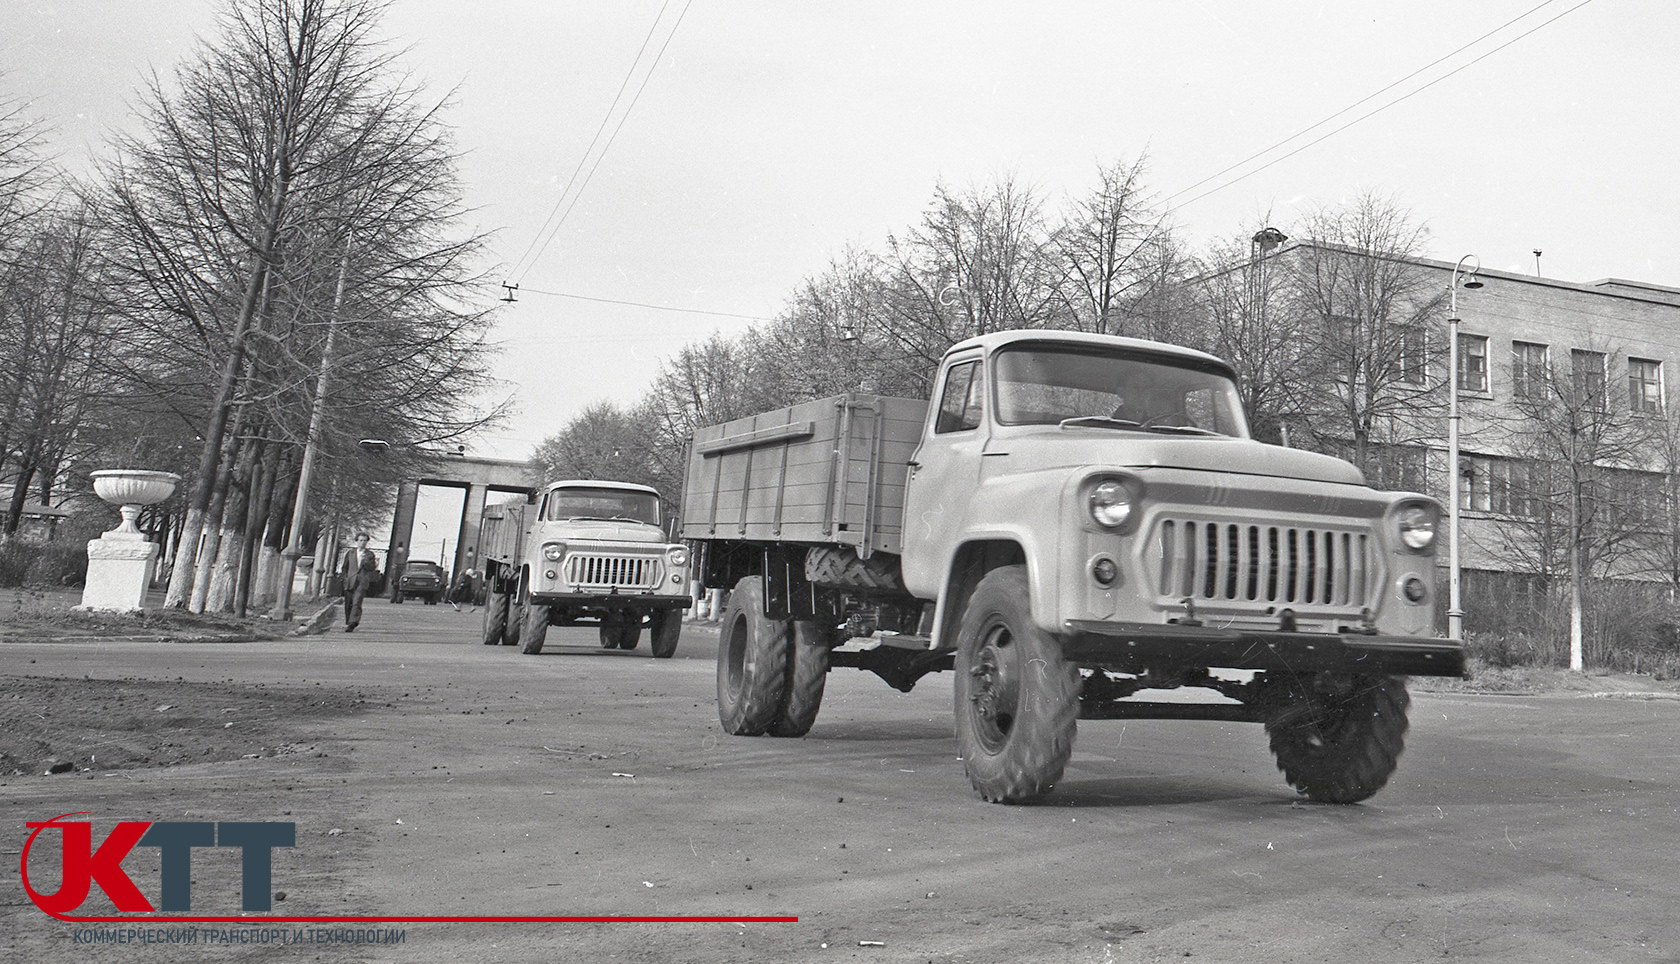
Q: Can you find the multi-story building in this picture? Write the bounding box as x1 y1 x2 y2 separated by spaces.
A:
1198 240 1680 639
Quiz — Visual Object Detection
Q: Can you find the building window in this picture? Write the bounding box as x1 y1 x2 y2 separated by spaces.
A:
1457 334 1489 393
1629 358 1663 415
1512 341 1549 400
1487 458 1542 519
1398 328 1428 385
1572 350 1608 409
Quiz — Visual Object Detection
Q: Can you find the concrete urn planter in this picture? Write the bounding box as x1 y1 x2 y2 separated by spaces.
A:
90 469 181 538
82 469 181 612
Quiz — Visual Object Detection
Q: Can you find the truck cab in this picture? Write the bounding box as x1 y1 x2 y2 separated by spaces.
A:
901 330 1439 650
479 480 691 658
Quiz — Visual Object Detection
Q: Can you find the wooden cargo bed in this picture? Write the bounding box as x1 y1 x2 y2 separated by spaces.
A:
681 394 927 556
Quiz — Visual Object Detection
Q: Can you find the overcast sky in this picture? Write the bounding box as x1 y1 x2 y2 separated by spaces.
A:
6 0 1676 549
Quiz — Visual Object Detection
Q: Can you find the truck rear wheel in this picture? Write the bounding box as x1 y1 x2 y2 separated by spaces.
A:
1264 673 1409 804
716 576 788 736
482 591 509 645
520 603 550 655
601 622 641 650
649 609 682 659
767 621 831 738
953 565 1080 804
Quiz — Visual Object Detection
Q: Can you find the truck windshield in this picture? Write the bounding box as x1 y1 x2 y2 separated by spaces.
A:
993 344 1249 438
544 488 661 525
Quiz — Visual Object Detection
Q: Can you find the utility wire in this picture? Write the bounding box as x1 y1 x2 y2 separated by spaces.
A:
506 0 675 282
519 286 770 321
1166 0 1597 212
511 0 695 286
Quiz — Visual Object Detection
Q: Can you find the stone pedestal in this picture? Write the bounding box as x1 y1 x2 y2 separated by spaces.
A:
81 469 180 612
82 533 161 612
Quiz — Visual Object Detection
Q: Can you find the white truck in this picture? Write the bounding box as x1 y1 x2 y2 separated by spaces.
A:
479 480 691 658
681 330 1463 804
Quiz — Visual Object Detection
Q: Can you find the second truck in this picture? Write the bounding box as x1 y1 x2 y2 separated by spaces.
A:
479 480 691 658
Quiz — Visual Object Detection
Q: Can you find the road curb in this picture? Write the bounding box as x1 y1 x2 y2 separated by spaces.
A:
289 600 341 637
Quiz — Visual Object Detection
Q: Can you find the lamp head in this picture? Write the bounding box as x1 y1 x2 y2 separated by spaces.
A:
1462 274 1484 290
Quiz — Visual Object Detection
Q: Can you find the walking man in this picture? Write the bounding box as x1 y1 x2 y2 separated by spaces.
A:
340 533 379 632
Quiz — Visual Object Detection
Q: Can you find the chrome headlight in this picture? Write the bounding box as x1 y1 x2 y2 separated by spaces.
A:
542 542 566 561
1087 476 1144 532
1396 503 1438 552
667 546 688 568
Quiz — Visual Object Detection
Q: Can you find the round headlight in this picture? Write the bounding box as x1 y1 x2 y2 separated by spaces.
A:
1088 480 1136 529
668 547 688 567
1397 505 1437 551
543 543 564 561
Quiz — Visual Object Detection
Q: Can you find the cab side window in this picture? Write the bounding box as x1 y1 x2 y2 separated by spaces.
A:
935 360 984 433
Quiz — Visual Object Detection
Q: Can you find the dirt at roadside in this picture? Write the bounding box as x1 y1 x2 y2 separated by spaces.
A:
0 675 371 779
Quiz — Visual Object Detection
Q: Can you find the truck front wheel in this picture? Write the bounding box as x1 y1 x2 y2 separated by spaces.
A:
520 603 550 655
482 591 509 645
716 576 789 736
1264 673 1409 804
954 565 1080 804
649 609 682 659
767 621 832 738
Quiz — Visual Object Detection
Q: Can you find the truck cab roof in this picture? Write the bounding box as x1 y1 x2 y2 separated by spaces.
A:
543 480 661 497
945 329 1234 373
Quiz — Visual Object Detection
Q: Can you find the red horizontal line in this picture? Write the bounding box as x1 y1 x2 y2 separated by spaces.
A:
45 914 798 924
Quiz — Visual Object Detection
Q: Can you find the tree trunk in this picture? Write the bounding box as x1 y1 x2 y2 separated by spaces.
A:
207 436 261 613
189 426 247 612
253 454 298 609
235 443 280 617
164 167 291 608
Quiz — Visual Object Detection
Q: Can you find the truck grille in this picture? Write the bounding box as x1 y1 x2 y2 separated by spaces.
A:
1156 520 1375 607
563 554 659 590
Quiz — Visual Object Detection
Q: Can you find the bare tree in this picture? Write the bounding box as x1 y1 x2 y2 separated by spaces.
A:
1283 192 1447 476
877 175 1059 393
1492 344 1664 669
1050 157 1175 336
1188 228 1315 445
0 200 110 534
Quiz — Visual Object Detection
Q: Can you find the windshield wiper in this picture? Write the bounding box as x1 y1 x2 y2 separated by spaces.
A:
1058 416 1141 430
1142 424 1219 436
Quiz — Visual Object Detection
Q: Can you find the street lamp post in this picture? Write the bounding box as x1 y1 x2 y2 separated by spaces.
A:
1447 255 1483 641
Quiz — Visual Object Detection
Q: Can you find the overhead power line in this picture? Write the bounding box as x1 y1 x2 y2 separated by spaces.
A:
508 0 695 287
1164 0 1598 213
519 286 771 321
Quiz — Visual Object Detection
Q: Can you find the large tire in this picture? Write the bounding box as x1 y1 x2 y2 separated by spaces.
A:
520 602 550 655
649 609 682 659
804 545 906 593
1265 674 1410 804
767 620 832 738
601 622 641 650
482 591 509 645
716 576 789 736
953 565 1080 804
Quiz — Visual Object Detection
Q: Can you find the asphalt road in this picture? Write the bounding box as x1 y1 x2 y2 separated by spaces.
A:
4 598 1679 963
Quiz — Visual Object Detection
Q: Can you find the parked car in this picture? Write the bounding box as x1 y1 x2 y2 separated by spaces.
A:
396 561 447 604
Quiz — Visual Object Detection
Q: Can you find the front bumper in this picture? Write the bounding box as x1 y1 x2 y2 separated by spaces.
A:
532 592 692 609
1061 619 1465 678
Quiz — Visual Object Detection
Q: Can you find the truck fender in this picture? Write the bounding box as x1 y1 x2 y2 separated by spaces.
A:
928 539 1028 651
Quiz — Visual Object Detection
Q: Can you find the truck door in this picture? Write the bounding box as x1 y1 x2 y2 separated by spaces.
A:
900 351 987 598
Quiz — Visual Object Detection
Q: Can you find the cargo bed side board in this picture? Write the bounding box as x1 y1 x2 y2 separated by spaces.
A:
682 394 927 557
